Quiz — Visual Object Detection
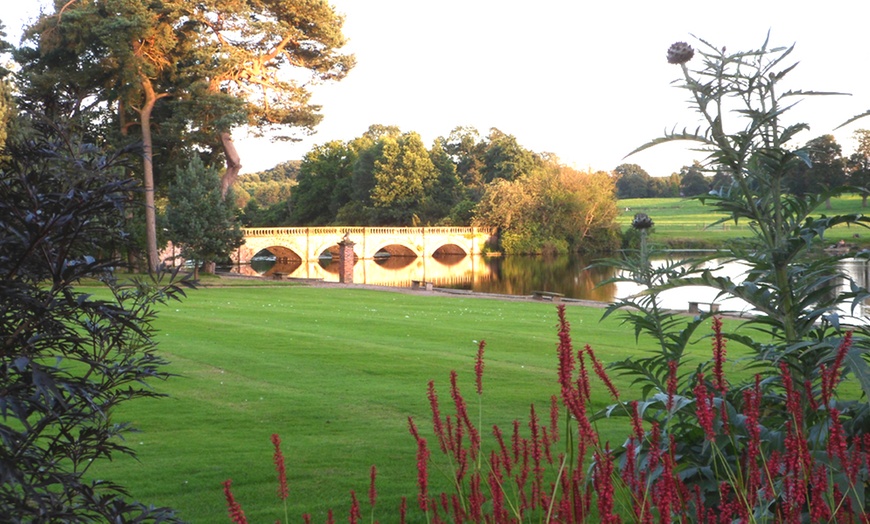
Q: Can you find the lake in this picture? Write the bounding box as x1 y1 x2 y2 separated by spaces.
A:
228 253 870 321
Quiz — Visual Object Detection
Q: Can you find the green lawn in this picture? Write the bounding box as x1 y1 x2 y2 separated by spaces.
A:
83 283 730 523
617 195 870 247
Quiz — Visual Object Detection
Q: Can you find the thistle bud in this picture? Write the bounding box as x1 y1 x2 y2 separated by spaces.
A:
667 41 694 65
631 213 654 230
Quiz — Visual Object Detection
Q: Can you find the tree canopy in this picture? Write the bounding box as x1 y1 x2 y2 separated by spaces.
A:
613 163 653 198
14 0 353 270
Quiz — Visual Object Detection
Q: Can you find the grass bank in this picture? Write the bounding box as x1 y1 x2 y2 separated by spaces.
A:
84 281 729 522
617 195 870 249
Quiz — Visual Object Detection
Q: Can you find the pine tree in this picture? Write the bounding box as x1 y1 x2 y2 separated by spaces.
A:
166 156 243 278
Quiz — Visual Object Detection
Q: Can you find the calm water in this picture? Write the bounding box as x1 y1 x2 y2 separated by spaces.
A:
228 254 870 320
231 253 618 301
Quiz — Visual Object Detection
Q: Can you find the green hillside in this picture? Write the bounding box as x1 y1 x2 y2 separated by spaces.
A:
617 195 870 248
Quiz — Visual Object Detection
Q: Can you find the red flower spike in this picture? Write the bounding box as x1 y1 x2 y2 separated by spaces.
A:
823 331 853 406
549 395 560 443
475 340 485 395
270 434 289 502
427 381 447 454
804 379 819 411
827 407 849 466
585 344 619 400
222 479 249 524
349 490 361 524
368 465 377 509
407 416 420 442
592 444 617 524
810 464 832 522
469 472 483 522
488 451 507 522
511 419 521 464
492 424 512 476
528 404 544 497
711 316 728 395
415 437 430 512
399 497 407 524
450 493 464 523
450 370 480 459
630 400 644 442
693 374 715 441
742 380 762 506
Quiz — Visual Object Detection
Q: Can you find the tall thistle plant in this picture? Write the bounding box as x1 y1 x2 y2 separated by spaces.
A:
599 35 870 516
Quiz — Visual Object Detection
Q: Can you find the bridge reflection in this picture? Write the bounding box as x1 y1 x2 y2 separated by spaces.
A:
231 254 490 288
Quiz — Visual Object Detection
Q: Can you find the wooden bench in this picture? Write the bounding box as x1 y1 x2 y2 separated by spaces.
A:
532 290 564 302
411 280 433 291
688 301 720 314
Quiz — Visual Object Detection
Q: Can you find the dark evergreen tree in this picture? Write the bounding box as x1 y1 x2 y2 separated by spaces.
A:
165 156 244 277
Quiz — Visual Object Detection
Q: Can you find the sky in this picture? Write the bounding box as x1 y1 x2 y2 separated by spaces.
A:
4 1 870 177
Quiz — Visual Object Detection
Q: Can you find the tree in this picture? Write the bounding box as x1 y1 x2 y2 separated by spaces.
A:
786 134 846 208
370 131 438 224
17 0 200 271
473 176 541 253
426 138 464 224
0 22 14 154
481 128 540 183
289 140 356 225
165 156 244 278
473 161 620 254
0 131 189 522
709 167 733 194
190 0 354 195
546 166 620 252
847 129 870 207
17 0 353 270
0 77 13 156
650 172 680 197
679 161 709 196
613 163 652 198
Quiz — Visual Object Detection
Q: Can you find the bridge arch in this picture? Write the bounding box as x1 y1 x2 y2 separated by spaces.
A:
431 244 468 256
255 246 302 261
374 244 418 258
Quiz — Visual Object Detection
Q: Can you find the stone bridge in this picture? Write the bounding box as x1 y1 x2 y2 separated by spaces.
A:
232 226 498 264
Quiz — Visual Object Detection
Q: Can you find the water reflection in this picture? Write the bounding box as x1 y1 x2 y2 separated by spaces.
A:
231 253 618 301
232 254 870 321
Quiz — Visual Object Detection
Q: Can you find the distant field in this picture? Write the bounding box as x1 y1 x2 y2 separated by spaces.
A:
616 195 870 248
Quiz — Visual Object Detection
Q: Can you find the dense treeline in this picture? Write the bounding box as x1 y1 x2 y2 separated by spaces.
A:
235 160 300 224
614 131 870 202
240 125 620 254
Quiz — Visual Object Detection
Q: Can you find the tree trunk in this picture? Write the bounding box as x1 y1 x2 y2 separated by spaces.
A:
863 194 868 208
139 76 161 272
219 131 242 199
